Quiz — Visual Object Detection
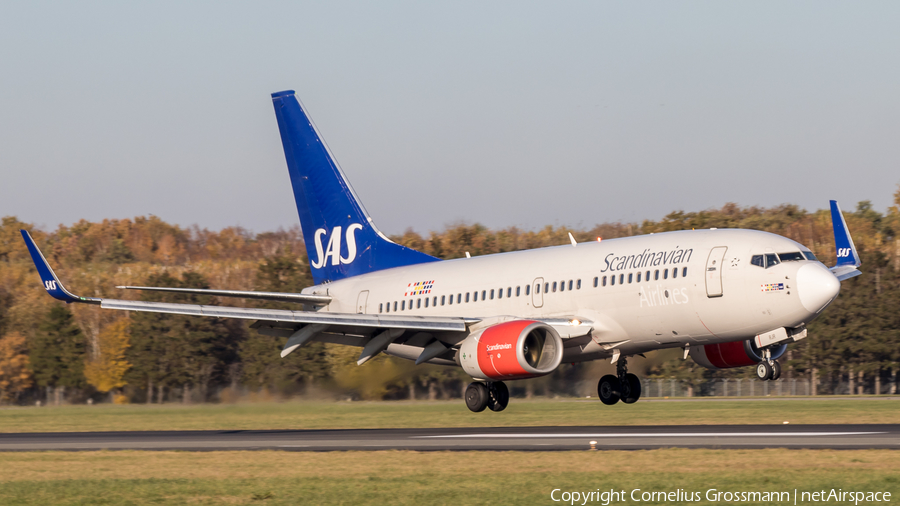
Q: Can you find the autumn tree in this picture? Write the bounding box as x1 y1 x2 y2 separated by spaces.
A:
84 318 131 397
0 332 32 403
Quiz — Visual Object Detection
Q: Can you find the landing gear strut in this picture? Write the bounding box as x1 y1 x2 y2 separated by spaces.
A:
465 381 509 413
755 347 782 381
597 356 642 405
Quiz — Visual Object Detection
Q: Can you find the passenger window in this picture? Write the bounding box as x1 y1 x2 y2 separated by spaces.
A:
645 270 650 281
750 255 764 267
497 288 502 299
490 289 495 300
482 290 486 300
473 292 478 302
559 281 564 292
663 269 669 280
379 303 383 313
765 254 780 268
628 273 633 283
466 293 470 303
619 274 624 284
637 272 642 282
442 295 447 306
433 296 437 306
402 301 406 310
803 251 817 261
611 275 616 286
682 267 687 277
576 279 581 290
552 282 557 292
535 284 540 294
457 294 461 304
568 280 573 291
545 283 549 293
593 277 598 288
654 270 659 280
526 285 531 296
602 276 607 286
673 268 678 279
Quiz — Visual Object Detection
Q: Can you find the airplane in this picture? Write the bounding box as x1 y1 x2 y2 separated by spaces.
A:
21 90 862 412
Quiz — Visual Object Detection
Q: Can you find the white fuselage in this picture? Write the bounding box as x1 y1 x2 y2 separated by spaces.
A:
303 228 837 362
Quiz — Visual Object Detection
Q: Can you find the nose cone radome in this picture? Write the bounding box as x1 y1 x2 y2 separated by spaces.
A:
797 263 841 313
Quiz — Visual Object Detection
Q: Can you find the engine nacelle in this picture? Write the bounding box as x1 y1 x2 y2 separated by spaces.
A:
459 320 564 381
690 339 787 370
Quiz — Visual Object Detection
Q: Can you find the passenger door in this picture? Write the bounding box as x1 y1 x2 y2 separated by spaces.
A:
356 290 369 313
705 247 728 297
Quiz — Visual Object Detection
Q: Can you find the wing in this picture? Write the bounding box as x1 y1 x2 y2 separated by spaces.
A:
20 230 476 363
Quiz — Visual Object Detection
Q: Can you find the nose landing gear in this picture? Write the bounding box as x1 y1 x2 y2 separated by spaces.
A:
597 356 642 405
755 347 782 381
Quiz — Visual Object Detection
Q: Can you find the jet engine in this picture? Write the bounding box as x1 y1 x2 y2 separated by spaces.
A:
689 339 787 370
459 320 564 381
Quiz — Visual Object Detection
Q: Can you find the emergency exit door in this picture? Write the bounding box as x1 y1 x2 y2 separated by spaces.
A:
532 278 544 308
705 247 727 297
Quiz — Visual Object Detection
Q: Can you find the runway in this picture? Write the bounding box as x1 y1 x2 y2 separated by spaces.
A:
0 424 897 451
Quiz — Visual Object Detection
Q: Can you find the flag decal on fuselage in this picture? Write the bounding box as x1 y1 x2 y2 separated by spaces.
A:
405 280 434 296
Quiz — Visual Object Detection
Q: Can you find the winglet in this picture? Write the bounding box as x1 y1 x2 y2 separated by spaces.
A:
19 230 99 304
829 201 861 268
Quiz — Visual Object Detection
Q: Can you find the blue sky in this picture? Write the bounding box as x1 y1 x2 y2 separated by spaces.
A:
2 2 899 235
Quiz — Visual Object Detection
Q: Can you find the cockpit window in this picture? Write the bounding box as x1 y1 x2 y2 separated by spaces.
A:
803 251 817 261
765 253 780 268
778 252 805 262
751 255 764 268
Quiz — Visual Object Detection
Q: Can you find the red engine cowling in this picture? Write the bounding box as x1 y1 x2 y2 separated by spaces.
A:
459 320 564 381
690 339 787 370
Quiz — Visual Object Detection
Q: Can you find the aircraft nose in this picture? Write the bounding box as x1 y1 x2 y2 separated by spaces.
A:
796 263 841 313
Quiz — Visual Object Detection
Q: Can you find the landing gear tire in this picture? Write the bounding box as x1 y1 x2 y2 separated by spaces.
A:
598 375 621 405
465 382 489 412
621 373 642 404
756 361 773 381
487 381 509 412
770 361 782 381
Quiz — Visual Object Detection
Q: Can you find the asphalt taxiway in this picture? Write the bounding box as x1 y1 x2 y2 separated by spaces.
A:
0 424 897 451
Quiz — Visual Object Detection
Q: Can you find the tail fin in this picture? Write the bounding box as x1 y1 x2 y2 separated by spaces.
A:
271 91 438 284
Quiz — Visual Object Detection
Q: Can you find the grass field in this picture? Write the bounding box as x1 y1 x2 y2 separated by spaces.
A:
0 399 896 504
0 397 897 433
0 449 897 505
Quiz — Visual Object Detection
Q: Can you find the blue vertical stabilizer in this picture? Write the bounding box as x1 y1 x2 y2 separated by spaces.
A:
271 90 439 284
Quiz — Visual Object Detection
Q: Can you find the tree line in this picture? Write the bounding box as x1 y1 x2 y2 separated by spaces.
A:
0 190 898 404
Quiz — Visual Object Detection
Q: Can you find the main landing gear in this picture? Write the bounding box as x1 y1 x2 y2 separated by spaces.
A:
465 381 510 413
755 347 782 381
597 356 642 405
